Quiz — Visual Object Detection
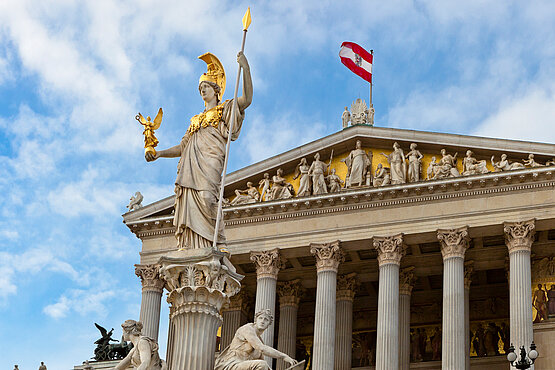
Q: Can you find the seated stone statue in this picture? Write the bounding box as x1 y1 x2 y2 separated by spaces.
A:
523 153 544 167
115 320 166 370
230 182 260 205
215 309 298 370
372 163 390 187
267 168 294 201
462 150 489 176
327 168 344 193
491 154 525 171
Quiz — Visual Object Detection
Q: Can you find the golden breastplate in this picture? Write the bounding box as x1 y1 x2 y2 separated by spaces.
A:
186 103 224 135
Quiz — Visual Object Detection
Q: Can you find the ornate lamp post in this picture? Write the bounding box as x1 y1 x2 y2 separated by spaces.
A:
506 342 538 369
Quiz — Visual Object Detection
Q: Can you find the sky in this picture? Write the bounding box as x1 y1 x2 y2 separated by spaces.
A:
1 1 555 368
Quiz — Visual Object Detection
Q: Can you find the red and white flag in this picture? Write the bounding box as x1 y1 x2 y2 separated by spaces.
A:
339 41 373 83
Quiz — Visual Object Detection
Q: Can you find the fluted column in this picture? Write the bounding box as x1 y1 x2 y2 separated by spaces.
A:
399 266 416 370
311 241 345 370
221 290 250 350
374 234 406 370
135 264 165 341
438 226 470 370
464 261 474 370
251 248 285 366
335 273 357 370
276 279 304 370
159 250 242 370
504 219 535 353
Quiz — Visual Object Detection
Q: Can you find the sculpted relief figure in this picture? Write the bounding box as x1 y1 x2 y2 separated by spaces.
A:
341 106 350 129
145 52 253 250
491 154 525 171
215 309 298 370
268 168 294 201
327 168 344 193
405 143 423 182
259 173 271 201
308 153 332 195
293 158 311 197
342 140 372 187
350 98 369 124
115 320 166 370
427 149 459 179
230 182 259 205
373 163 391 187
462 150 489 176
523 153 544 167
381 142 406 184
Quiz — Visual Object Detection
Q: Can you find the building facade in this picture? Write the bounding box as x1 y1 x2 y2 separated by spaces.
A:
124 125 555 369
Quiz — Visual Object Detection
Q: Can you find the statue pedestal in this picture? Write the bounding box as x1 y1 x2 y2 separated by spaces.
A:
159 248 243 370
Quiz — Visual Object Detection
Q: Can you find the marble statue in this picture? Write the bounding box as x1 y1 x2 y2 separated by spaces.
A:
439 149 460 177
230 182 259 205
523 153 544 167
350 98 369 125
145 51 253 250
381 142 406 184
405 143 423 182
341 106 350 128
293 158 312 197
342 140 372 187
546 158 555 166
115 320 166 370
127 192 144 211
491 154 525 171
462 150 488 176
268 168 294 200
308 153 331 195
426 157 439 180
259 173 271 201
214 309 298 370
373 163 390 187
38 362 47 370
327 168 344 193
533 284 548 322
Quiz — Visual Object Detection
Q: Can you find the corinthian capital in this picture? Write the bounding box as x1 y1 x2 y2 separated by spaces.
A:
310 240 344 272
437 226 469 260
277 279 304 307
504 219 535 254
336 273 358 301
222 290 251 313
250 248 286 279
135 264 165 293
400 266 417 295
373 234 405 266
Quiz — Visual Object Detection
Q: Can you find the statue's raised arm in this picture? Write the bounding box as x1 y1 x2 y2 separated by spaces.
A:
236 51 253 111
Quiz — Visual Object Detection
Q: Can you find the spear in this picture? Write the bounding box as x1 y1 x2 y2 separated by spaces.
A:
212 7 252 250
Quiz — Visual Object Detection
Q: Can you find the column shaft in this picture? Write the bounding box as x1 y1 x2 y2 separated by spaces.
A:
276 304 298 370
509 249 533 348
139 289 163 341
335 299 353 370
255 276 277 365
399 293 411 370
375 263 400 370
442 257 465 369
313 270 337 370
464 288 470 370
221 310 244 350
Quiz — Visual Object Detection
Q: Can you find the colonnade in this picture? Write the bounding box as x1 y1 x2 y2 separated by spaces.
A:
134 219 536 370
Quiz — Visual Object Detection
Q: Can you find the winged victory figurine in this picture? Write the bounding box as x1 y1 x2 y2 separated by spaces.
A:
136 108 163 155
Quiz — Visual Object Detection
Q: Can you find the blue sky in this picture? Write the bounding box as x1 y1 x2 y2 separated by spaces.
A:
1 1 555 368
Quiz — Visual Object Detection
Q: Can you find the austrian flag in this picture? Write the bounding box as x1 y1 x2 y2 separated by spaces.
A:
339 41 373 83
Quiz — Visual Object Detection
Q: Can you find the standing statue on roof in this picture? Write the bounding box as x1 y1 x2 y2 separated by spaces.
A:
342 140 372 188
145 52 253 250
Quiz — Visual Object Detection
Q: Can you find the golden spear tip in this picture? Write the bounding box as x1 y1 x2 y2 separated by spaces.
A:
242 7 252 31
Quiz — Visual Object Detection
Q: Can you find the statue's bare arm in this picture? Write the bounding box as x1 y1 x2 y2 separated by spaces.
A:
236 52 253 111
243 328 296 365
145 144 181 162
115 348 133 370
136 339 152 370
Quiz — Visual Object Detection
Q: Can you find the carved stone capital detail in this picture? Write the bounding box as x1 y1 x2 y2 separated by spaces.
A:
277 279 304 307
399 266 417 295
504 219 535 254
437 226 470 260
373 234 405 266
532 256 555 282
159 252 242 320
310 240 345 272
135 264 165 293
336 273 358 301
222 289 250 313
250 248 286 279
464 260 474 290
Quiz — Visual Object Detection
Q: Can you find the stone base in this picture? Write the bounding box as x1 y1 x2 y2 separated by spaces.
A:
74 360 120 370
533 320 555 370
351 356 508 369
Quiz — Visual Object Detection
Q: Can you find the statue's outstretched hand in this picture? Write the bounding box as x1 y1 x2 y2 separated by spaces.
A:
283 355 297 366
145 151 159 162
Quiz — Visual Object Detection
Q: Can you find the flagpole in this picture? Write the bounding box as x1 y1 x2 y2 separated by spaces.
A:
369 49 374 125
212 8 251 250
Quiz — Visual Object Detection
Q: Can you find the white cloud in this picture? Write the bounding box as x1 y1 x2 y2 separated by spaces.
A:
43 288 117 319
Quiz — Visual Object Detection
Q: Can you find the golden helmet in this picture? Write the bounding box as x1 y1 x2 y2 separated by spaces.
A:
198 52 226 99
